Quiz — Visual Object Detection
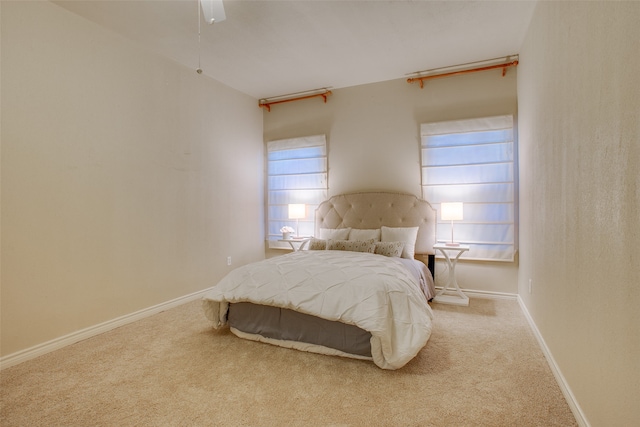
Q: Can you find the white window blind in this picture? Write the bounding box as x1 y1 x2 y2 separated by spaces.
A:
421 115 516 261
266 135 327 242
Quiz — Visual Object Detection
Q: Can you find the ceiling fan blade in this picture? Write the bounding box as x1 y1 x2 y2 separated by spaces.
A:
200 0 226 24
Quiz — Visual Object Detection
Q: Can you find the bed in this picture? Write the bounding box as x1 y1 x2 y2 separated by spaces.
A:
202 192 437 369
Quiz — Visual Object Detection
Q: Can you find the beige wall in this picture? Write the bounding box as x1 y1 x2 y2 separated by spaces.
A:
1 1 264 357
518 2 639 425
264 71 519 294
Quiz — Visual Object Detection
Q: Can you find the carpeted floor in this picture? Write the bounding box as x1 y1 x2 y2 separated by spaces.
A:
0 298 577 426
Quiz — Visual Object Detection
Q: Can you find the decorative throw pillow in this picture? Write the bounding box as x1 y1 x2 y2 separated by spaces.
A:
327 239 376 253
308 238 327 250
319 227 351 240
348 228 381 242
380 226 419 259
374 241 405 258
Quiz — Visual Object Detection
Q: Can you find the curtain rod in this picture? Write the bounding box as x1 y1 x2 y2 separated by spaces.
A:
259 89 333 112
407 60 519 88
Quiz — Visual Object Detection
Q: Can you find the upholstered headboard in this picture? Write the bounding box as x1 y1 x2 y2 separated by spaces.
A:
314 192 437 256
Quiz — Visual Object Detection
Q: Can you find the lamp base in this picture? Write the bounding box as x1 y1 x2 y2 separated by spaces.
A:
433 292 469 306
445 242 461 247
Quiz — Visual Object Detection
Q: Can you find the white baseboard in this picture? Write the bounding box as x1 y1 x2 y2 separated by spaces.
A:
464 288 518 300
434 286 518 300
0 288 212 370
517 296 590 427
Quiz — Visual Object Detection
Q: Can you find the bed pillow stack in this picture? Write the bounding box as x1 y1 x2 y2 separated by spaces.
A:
311 226 419 259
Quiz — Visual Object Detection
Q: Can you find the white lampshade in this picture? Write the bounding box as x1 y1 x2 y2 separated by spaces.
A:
441 202 463 221
288 204 306 219
441 202 463 246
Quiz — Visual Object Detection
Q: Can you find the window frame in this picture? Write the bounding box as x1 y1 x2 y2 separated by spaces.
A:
265 134 328 248
420 115 518 262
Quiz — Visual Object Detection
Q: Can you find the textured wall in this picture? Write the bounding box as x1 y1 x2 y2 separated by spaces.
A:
518 2 640 425
1 2 264 357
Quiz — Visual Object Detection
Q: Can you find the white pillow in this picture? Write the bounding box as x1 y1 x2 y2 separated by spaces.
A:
380 226 419 259
319 227 351 240
348 228 381 242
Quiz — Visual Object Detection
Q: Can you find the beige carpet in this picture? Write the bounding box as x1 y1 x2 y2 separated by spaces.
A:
1 298 577 426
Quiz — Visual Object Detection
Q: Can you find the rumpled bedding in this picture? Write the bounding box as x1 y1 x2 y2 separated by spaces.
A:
393 257 436 300
202 250 434 369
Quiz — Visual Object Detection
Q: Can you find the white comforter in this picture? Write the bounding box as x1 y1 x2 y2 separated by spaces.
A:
202 250 434 370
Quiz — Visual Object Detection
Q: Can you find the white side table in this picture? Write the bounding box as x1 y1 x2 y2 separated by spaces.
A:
278 238 311 251
433 243 470 306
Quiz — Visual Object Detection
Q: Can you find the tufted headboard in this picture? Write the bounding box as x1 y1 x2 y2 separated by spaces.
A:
314 192 437 256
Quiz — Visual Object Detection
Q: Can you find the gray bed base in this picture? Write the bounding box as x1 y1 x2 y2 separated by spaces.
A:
228 302 373 357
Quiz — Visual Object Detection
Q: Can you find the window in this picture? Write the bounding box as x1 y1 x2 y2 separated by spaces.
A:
421 115 516 261
266 135 327 243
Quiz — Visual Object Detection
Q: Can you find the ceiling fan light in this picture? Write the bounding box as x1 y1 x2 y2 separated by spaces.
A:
200 0 226 25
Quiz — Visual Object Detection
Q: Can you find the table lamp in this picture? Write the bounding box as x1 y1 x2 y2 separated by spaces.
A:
441 202 463 246
288 204 306 238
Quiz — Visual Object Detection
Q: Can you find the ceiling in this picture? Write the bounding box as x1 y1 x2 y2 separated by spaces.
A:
54 0 537 100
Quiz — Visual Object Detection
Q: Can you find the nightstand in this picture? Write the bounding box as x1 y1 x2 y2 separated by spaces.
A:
278 237 311 251
433 243 470 306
